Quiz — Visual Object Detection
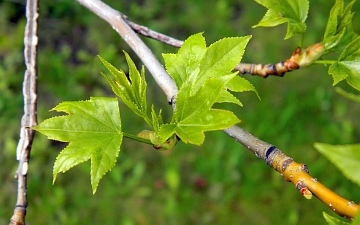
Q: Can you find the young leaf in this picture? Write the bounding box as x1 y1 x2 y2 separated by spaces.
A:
253 0 309 39
33 97 122 194
323 211 350 225
322 0 358 52
328 36 360 90
163 33 206 89
158 73 240 145
99 51 151 126
194 36 251 93
160 33 255 145
314 142 360 186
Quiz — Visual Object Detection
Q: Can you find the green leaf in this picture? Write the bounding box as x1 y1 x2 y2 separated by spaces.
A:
217 89 243 106
158 73 240 145
253 0 309 39
194 36 251 93
328 36 360 90
163 33 206 89
99 51 151 126
314 142 360 186
150 104 163 132
34 97 122 194
322 0 358 52
323 211 350 225
353 210 360 225
160 33 255 145
226 76 260 99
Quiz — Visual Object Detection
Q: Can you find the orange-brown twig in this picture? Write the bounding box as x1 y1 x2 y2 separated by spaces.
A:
122 16 327 79
234 43 325 78
224 126 359 219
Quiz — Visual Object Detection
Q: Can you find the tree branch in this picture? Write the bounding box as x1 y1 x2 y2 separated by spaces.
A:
121 17 326 78
76 0 358 219
10 0 39 224
76 0 178 103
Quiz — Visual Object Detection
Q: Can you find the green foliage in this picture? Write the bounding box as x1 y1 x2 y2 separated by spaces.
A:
323 211 350 225
34 97 122 193
35 34 255 192
99 52 151 127
314 143 360 186
322 0 358 52
3 0 360 224
328 36 360 90
252 0 309 39
320 0 360 91
160 33 253 145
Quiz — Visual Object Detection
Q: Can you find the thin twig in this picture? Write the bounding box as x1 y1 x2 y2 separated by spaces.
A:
10 0 38 224
123 15 184 48
224 126 359 219
122 17 327 78
76 0 358 219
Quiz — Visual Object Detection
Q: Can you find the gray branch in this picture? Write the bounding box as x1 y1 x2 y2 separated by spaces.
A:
10 0 38 224
76 0 178 103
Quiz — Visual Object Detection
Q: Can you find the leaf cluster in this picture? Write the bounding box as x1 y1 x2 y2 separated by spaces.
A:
34 34 255 193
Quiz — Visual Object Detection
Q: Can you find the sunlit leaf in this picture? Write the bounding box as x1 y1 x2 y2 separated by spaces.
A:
160 33 254 145
322 0 358 52
328 36 360 90
314 142 360 186
99 51 149 123
34 97 122 194
163 33 206 89
158 73 240 145
253 0 309 39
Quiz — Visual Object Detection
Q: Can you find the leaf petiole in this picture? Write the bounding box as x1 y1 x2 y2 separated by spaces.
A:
123 132 153 145
313 60 336 65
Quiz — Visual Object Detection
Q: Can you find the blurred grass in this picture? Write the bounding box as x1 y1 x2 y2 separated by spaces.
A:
1 0 360 224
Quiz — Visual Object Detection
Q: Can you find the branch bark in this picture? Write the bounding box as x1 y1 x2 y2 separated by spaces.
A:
76 0 178 103
122 17 326 78
77 0 359 219
10 0 39 224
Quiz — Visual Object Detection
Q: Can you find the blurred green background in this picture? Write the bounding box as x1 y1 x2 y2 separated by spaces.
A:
1 0 360 224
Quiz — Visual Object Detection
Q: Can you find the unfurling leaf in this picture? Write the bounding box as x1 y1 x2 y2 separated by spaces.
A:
328 36 360 90
99 51 151 126
253 0 309 39
322 0 358 52
33 97 122 194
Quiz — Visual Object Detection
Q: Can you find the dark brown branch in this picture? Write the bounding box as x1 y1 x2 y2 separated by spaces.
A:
10 0 38 224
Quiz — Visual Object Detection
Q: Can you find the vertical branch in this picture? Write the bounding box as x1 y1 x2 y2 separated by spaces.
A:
10 0 38 224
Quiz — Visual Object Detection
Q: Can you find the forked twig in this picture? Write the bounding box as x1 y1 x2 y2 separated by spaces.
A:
122 16 326 78
77 0 358 219
10 0 39 224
